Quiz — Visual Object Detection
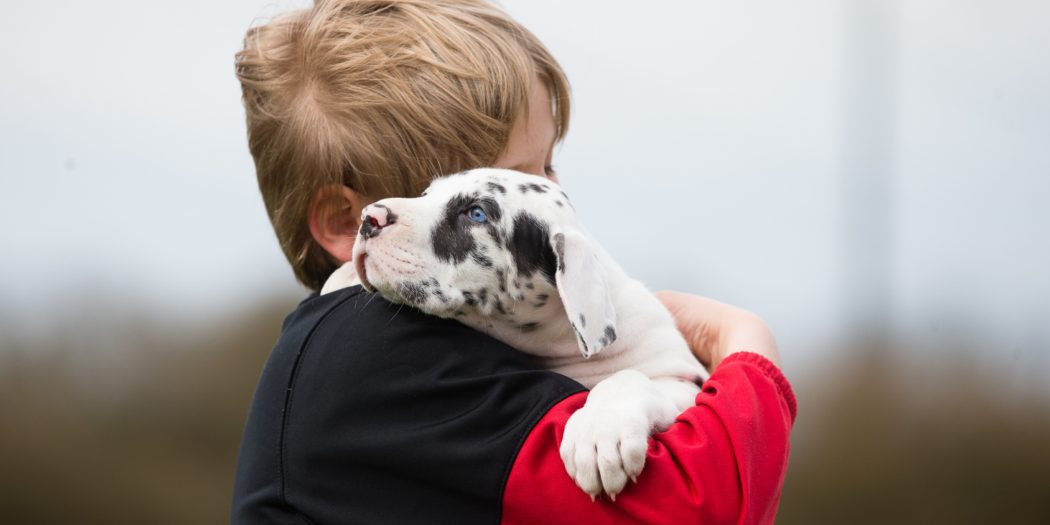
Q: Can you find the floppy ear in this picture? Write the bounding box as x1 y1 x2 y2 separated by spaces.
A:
550 229 618 358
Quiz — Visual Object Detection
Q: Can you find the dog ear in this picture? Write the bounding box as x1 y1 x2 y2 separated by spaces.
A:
550 229 618 358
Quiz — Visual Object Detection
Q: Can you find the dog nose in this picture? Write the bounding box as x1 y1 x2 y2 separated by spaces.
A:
360 204 398 239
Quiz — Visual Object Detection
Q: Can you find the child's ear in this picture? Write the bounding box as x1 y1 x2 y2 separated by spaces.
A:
308 185 371 264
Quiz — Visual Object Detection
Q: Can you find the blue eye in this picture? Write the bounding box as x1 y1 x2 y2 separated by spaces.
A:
467 206 488 223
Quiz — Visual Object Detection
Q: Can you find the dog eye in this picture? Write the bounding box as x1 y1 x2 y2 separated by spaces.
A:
466 206 488 223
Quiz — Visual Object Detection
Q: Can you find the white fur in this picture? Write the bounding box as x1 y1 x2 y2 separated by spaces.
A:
323 168 709 499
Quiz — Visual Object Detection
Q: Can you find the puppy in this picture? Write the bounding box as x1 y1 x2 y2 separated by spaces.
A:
323 168 708 499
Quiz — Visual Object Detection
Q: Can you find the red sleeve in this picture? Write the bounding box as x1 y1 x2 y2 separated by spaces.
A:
501 351 798 525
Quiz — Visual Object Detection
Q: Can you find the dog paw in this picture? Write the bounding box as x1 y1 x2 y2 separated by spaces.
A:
559 404 650 499
558 370 679 500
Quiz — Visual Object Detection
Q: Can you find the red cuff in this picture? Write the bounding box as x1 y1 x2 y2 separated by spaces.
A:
501 352 796 525
713 351 797 424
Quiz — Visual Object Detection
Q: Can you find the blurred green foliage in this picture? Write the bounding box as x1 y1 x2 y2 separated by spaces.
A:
1 302 1048 523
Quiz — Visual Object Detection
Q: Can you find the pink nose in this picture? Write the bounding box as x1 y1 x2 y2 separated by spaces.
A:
360 204 398 239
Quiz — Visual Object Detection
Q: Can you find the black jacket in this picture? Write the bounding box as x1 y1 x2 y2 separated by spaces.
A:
231 286 584 524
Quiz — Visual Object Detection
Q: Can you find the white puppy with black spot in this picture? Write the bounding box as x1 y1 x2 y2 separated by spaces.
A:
323 168 709 500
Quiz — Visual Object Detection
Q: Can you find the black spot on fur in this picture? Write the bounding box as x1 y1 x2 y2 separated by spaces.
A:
487 182 507 194
517 182 549 194
475 197 502 222
525 282 534 290
462 291 477 306
556 200 565 208
433 288 448 304
599 325 618 347
519 322 540 333
486 227 503 246
558 191 575 209
431 194 503 264
397 282 427 305
496 269 507 293
579 313 586 329
431 193 476 263
476 197 504 245
471 249 493 268
508 213 557 283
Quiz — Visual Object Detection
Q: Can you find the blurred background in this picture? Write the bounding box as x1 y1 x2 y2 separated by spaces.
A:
2 0 1048 522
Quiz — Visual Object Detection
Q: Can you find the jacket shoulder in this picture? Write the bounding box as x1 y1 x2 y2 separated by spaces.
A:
235 286 584 525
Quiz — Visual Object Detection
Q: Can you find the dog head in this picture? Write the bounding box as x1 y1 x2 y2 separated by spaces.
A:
352 168 617 358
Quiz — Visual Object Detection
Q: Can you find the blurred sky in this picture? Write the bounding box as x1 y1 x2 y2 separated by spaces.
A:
2 1 1048 375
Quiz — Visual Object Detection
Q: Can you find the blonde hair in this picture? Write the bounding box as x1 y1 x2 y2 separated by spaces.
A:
236 0 570 291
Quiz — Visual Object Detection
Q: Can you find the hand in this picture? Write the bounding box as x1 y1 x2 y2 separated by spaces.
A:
654 291 780 370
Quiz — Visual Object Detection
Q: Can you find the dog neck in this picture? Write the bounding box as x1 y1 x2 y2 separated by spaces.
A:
457 285 579 357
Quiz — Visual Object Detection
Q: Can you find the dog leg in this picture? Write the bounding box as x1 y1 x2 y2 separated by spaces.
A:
650 376 703 413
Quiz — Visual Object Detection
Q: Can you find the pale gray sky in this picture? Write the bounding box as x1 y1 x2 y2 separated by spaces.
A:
2 1 1048 376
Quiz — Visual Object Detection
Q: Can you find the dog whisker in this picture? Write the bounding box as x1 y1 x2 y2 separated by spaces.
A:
385 302 407 325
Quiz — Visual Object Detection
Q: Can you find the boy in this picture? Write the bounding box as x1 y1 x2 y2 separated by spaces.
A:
231 1 795 523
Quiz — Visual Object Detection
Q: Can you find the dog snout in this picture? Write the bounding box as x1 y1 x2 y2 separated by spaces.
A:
360 203 399 239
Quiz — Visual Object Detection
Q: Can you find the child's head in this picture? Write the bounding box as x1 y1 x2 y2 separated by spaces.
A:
236 0 570 290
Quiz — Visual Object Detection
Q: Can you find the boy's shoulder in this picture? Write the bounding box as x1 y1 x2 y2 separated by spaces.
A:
280 285 583 421
233 285 584 524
